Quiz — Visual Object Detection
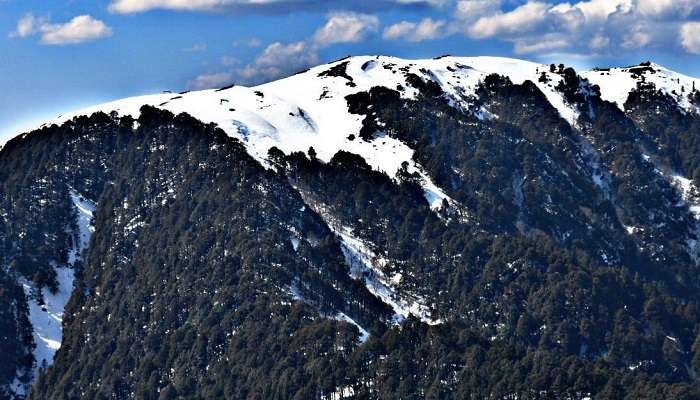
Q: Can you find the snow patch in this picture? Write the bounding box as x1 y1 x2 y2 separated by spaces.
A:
584 63 700 114
331 223 441 325
332 312 370 344
645 159 700 263
290 236 300 252
322 385 355 400
19 191 95 390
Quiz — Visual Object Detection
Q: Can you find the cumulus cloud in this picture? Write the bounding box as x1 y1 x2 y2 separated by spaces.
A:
446 0 700 56
9 14 112 45
255 41 319 68
383 18 446 42
467 2 551 39
313 12 380 47
190 40 320 88
454 0 501 21
221 55 239 66
40 16 113 45
237 41 319 83
226 12 378 85
589 34 610 50
681 22 700 54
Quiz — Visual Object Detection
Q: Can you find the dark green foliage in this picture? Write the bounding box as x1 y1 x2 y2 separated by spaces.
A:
0 272 34 398
318 61 356 87
1 65 700 399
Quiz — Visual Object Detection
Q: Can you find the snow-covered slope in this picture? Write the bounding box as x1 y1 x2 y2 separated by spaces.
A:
14 191 95 395
14 57 700 163
8 56 578 214
22 56 579 177
583 62 700 112
10 56 700 214
19 56 697 177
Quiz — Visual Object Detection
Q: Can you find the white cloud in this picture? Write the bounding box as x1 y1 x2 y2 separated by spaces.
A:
454 0 501 21
569 0 631 22
255 41 319 68
108 0 440 14
221 55 239 66
9 15 112 45
589 34 610 50
187 71 234 90
468 2 550 39
636 0 699 18
111 0 241 14
312 12 379 47
514 36 569 54
40 16 113 45
636 0 674 17
247 38 262 48
446 0 700 56
214 41 319 85
383 18 446 42
621 28 651 49
681 22 700 54
198 8 377 88
9 14 41 38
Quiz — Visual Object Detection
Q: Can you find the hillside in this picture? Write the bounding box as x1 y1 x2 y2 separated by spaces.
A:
2 55 700 399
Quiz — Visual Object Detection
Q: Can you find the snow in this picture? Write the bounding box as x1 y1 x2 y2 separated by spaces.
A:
322 385 355 400
17 57 700 218
584 63 700 113
14 56 588 212
332 223 441 325
668 174 700 264
7 58 700 167
410 165 455 212
333 312 370 343
18 191 95 390
644 157 700 263
669 174 700 220
8 56 699 266
289 236 300 251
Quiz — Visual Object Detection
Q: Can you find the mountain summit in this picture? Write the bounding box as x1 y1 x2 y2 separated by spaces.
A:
2 55 700 399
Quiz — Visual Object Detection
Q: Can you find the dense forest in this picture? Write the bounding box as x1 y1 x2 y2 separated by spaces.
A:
2 60 700 399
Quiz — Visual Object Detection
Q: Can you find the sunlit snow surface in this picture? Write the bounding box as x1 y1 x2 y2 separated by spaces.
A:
22 57 700 213
334 224 441 325
18 192 95 391
583 63 700 113
19 56 596 212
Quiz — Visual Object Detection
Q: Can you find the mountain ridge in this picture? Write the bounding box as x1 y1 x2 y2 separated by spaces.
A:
9 55 699 219
2 54 700 399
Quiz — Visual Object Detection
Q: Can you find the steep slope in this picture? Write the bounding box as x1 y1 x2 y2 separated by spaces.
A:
23 56 586 214
2 109 393 399
2 56 700 399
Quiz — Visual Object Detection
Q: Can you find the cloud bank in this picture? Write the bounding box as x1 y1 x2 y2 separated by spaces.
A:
108 0 440 14
386 0 700 58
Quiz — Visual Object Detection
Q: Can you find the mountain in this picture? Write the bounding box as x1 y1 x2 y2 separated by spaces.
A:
1 55 700 399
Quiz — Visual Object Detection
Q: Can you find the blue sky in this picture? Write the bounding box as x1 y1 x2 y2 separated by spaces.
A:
2 0 700 141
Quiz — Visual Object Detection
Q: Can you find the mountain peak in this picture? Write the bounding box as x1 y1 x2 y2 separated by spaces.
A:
10 55 700 164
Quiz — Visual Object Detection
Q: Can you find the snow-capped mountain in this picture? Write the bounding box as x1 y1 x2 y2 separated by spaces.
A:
23 56 698 215
3 55 700 399
30 56 696 174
